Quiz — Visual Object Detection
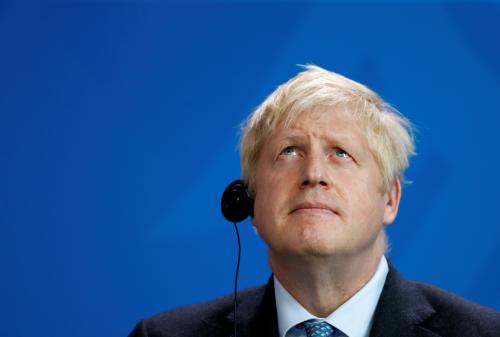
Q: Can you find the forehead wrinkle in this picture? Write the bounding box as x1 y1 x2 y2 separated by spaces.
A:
280 118 357 147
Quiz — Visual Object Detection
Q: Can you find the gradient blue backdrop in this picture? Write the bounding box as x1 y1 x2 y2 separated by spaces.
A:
1 1 499 336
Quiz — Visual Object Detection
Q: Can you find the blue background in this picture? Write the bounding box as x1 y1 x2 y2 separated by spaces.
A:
1 1 499 336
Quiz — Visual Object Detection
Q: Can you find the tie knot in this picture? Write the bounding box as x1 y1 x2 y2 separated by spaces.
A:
300 319 336 337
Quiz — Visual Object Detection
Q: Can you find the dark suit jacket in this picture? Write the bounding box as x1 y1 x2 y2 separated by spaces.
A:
129 264 500 337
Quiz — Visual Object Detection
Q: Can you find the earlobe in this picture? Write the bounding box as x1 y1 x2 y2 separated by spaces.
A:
383 179 402 225
252 225 260 235
251 217 260 235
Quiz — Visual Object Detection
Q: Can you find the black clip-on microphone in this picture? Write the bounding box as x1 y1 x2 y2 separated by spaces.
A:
221 180 254 337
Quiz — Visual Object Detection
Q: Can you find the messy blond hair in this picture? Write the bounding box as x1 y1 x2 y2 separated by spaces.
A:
240 65 415 194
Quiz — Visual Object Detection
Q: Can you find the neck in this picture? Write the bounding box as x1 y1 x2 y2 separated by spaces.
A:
269 235 385 317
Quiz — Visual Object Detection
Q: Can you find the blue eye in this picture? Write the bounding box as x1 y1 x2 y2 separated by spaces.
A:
281 146 298 156
335 149 349 158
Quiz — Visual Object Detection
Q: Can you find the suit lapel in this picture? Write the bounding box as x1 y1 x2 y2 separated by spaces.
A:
224 263 442 337
226 277 280 337
369 262 439 337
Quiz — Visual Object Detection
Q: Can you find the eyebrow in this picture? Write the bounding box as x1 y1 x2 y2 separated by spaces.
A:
276 129 350 145
277 133 307 143
277 129 367 160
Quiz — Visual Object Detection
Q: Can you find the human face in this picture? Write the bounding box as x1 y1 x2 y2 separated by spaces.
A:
252 105 400 259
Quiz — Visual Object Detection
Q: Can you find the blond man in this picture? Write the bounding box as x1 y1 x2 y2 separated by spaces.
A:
130 65 500 337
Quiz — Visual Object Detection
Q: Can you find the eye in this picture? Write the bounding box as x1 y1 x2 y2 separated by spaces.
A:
335 148 350 159
280 146 299 157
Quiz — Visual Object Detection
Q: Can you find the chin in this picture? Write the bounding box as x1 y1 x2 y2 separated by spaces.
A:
286 235 341 258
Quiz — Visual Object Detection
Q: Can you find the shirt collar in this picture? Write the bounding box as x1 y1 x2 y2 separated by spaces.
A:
274 255 389 337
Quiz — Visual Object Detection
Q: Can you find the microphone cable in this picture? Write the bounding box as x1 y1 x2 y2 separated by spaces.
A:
233 221 241 337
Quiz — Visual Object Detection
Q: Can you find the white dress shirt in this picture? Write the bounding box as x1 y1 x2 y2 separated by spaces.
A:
274 255 389 337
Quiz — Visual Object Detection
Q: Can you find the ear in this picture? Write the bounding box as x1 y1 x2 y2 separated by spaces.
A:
383 178 402 225
251 217 260 235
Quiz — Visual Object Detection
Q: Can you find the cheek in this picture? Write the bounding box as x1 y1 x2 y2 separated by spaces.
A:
252 194 265 228
252 179 274 228
253 185 279 220
252 173 291 230
344 176 385 222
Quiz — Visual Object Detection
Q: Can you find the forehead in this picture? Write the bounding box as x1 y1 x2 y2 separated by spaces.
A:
269 104 366 144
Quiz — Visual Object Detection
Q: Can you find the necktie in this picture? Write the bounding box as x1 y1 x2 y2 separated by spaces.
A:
299 319 337 337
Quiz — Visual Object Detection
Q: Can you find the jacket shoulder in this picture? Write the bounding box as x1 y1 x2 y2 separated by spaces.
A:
411 279 500 335
128 285 266 337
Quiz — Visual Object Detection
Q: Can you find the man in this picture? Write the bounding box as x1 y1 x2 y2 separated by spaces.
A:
129 65 500 337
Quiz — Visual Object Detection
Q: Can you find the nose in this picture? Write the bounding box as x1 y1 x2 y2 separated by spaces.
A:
300 152 329 189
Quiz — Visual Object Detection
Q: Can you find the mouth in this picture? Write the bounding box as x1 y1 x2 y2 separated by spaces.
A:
290 202 337 215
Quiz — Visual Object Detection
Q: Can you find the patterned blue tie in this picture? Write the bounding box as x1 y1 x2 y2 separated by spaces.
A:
299 319 337 337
